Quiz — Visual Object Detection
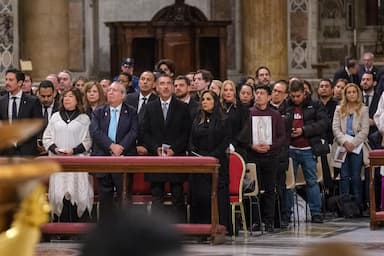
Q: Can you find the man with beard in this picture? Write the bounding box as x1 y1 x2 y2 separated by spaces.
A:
174 75 198 120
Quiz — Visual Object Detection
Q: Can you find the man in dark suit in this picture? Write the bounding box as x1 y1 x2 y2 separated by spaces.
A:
125 71 158 122
140 74 191 222
125 71 158 156
36 80 59 154
90 81 138 217
333 57 359 84
358 52 381 83
0 68 42 156
360 71 381 212
361 71 380 135
174 75 199 121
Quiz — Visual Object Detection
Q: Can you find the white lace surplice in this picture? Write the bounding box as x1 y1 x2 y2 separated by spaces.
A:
48 172 94 217
43 113 94 217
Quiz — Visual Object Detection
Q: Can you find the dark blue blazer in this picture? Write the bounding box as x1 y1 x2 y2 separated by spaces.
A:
0 92 42 156
90 103 138 156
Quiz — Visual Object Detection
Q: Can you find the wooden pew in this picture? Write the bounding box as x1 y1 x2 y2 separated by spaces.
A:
38 156 226 244
369 150 384 229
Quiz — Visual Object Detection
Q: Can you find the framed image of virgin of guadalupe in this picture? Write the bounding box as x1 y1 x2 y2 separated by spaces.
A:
252 116 272 145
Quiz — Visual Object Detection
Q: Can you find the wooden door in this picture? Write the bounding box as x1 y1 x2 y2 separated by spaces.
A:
162 31 193 76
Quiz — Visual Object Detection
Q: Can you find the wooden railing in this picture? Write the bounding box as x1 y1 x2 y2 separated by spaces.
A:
38 156 226 243
369 150 384 229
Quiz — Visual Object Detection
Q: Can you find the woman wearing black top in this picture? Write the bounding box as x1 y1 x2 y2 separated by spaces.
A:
220 80 249 156
189 90 231 234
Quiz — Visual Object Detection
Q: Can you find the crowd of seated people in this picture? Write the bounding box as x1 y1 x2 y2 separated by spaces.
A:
1 52 384 236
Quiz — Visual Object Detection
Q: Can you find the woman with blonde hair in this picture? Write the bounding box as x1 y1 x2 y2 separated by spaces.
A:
83 81 106 118
209 79 222 96
332 83 370 209
220 80 249 153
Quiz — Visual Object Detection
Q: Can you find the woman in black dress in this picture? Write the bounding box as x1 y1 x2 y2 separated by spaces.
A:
189 90 231 233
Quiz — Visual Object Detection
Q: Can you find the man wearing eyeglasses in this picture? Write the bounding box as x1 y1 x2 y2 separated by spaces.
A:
269 80 290 228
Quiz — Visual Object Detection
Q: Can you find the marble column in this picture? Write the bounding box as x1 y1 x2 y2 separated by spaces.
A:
241 0 288 80
20 0 69 81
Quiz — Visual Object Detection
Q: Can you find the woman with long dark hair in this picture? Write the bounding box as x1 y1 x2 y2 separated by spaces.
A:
189 90 231 233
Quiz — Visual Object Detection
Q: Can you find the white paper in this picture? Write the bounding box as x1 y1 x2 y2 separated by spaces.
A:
252 116 272 145
344 134 363 154
161 144 170 156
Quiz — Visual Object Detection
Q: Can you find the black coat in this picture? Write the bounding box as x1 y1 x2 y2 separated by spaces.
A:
320 98 338 144
285 98 329 155
141 97 191 182
125 92 158 120
223 102 249 149
368 90 381 135
333 68 359 84
0 92 42 156
189 113 230 227
358 65 381 83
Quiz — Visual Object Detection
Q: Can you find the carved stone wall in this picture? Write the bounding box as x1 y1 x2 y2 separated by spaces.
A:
318 0 350 74
288 0 319 78
0 0 17 80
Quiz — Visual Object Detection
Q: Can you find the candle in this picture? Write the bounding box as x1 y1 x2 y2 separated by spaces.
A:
353 29 357 46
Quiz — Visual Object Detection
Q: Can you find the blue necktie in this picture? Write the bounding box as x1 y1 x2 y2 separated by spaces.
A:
108 108 118 142
162 102 168 121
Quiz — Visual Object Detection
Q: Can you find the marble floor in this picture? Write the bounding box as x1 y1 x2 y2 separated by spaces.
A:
35 217 384 256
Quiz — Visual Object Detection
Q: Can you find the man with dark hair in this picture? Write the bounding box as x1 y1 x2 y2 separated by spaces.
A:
155 59 176 78
22 73 33 94
316 78 338 195
193 69 213 100
0 68 42 156
361 71 380 135
37 80 58 121
125 71 158 156
174 75 198 119
333 57 359 84
317 79 338 144
140 74 191 222
118 72 134 94
361 71 381 212
240 84 285 232
269 80 290 228
285 80 329 223
36 80 58 155
255 66 272 86
125 71 157 116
